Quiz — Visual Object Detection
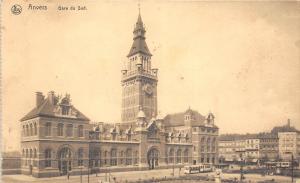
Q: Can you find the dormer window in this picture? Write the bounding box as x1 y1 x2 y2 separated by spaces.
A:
127 133 132 141
112 132 117 141
170 134 174 142
185 134 189 142
59 94 72 116
62 106 69 115
177 133 182 142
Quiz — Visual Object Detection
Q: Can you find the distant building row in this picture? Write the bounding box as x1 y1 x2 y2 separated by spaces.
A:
218 120 300 164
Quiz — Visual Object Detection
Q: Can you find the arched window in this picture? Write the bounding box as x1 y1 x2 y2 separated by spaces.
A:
26 125 29 136
22 125 25 136
45 149 52 167
110 149 117 166
34 123 37 135
176 149 182 164
134 150 138 164
58 147 72 171
45 122 51 136
125 149 132 165
104 151 108 165
169 148 174 164
78 125 84 137
34 148 37 158
22 149 25 157
119 151 124 165
25 149 28 166
57 123 64 136
66 124 73 137
30 124 33 136
30 149 33 159
200 137 205 152
78 148 84 166
33 148 37 167
184 149 189 163
93 149 100 167
212 137 216 152
207 138 211 152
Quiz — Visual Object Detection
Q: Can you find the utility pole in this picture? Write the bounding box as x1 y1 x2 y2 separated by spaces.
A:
291 154 294 183
88 153 90 183
80 167 82 183
172 156 175 177
88 165 90 183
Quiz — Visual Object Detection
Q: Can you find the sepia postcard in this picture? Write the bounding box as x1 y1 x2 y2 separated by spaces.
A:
1 1 300 183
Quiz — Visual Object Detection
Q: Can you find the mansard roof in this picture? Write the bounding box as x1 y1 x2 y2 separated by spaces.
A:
271 122 299 134
20 93 90 122
163 110 206 127
219 133 260 141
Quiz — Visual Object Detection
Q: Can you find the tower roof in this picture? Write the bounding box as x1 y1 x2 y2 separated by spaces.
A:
127 12 152 57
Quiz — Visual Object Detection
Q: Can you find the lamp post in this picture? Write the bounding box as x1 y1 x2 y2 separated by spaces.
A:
80 166 82 183
87 164 90 183
285 152 294 183
239 153 244 182
66 149 70 180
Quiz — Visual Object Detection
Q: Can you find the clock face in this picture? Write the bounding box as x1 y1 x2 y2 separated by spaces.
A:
144 84 153 95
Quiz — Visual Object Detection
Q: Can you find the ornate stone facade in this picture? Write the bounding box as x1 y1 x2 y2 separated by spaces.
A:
20 12 219 178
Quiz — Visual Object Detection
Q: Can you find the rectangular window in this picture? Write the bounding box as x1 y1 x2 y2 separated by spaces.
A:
45 149 51 167
78 148 84 166
66 124 73 137
78 125 84 137
110 149 117 166
45 122 51 136
57 124 64 136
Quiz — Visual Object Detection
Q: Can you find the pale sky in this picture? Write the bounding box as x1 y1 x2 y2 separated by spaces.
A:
2 1 300 151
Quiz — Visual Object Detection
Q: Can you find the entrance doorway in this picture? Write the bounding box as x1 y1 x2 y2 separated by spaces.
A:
147 148 159 169
58 147 72 175
29 165 33 175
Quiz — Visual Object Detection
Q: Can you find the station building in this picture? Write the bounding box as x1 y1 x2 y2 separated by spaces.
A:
20 12 219 177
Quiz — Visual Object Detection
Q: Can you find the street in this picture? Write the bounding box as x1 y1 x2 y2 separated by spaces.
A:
2 168 298 183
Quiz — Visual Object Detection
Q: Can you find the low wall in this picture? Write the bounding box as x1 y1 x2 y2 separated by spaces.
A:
1 157 21 175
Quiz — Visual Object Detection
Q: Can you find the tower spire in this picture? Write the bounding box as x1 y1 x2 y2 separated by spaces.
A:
127 5 152 57
138 0 141 15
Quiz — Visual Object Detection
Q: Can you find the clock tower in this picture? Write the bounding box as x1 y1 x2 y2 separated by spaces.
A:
121 12 158 124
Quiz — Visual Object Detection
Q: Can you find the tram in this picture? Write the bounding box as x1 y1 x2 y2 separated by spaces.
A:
184 163 213 174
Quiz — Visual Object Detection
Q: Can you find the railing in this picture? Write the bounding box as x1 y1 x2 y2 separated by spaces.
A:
122 69 157 80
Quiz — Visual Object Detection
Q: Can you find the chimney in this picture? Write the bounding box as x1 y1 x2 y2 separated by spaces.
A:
287 119 291 127
47 91 55 104
36 92 44 107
